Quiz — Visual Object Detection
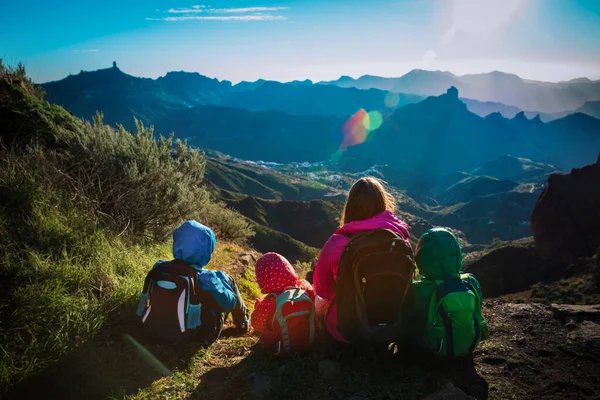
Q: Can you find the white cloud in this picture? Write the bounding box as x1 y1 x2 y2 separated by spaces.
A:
150 5 289 22
162 15 286 21
167 6 288 14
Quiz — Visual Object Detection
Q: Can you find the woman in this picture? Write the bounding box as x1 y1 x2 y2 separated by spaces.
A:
313 177 411 343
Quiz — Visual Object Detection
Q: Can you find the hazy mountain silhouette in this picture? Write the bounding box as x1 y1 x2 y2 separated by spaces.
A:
546 100 600 121
340 87 600 174
220 80 422 116
42 68 599 174
42 65 233 126
44 65 597 127
324 69 600 114
42 66 421 127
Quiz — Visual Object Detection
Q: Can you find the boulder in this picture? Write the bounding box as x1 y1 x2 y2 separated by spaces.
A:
505 303 550 319
531 156 600 263
567 321 600 344
550 304 600 320
464 245 564 297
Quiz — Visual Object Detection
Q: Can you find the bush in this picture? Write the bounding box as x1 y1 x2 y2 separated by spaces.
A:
58 115 212 240
1 62 253 243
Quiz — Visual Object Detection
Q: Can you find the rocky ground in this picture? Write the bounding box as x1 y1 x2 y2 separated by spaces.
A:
6 252 600 400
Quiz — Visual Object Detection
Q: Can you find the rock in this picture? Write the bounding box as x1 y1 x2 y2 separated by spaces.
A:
565 319 578 331
531 157 600 263
550 304 600 320
318 359 341 381
248 372 271 398
510 334 526 344
239 253 256 267
421 383 475 400
505 303 549 319
464 245 564 297
567 321 600 344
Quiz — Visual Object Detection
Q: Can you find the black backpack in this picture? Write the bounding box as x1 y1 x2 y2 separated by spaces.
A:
334 229 415 344
135 260 223 343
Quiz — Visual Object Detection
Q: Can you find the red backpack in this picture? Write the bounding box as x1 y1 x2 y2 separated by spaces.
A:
267 287 316 355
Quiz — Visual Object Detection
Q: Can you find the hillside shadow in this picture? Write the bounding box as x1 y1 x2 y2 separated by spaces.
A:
190 336 489 400
5 306 209 400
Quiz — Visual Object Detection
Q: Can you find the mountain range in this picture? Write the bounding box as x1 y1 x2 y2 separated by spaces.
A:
340 87 600 174
42 65 600 173
323 69 600 114
43 65 600 128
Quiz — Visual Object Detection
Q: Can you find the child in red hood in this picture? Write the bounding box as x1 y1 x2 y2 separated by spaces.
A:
251 252 316 354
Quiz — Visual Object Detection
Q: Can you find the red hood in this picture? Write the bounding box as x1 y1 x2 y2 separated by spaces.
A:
336 210 410 240
255 252 300 294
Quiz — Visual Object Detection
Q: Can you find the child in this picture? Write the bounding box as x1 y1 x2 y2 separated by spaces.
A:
136 220 249 343
251 252 316 355
411 228 489 357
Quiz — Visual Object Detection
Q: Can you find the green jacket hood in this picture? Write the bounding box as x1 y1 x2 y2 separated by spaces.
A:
415 227 463 280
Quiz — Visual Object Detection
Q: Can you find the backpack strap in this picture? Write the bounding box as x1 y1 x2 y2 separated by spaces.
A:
462 277 482 353
136 272 153 316
434 281 455 357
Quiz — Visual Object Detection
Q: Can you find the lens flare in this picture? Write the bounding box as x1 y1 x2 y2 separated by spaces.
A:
340 109 383 152
124 334 172 376
340 109 368 151
384 92 400 108
363 111 382 131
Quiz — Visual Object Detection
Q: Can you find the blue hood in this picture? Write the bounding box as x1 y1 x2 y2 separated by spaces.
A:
172 220 216 269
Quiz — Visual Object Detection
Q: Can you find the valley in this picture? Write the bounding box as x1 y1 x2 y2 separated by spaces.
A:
39 65 600 263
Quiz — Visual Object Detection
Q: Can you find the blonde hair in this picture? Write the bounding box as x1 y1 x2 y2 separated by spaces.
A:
341 177 396 226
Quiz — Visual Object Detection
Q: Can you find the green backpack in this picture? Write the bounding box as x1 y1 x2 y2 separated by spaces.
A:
420 273 488 357
413 228 489 357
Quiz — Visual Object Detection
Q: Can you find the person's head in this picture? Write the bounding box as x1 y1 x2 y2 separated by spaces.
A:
341 177 396 226
415 227 463 280
255 252 299 294
172 220 216 269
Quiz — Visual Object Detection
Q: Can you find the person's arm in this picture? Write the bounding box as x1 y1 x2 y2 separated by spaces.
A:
313 236 337 299
197 270 237 311
251 296 275 333
223 273 250 332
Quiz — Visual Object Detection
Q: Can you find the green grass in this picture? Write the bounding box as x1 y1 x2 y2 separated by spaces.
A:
0 179 172 391
530 275 600 304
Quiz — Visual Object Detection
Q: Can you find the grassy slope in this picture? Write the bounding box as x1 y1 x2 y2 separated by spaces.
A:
205 157 337 201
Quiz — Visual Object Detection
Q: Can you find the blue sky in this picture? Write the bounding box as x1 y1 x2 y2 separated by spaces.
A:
1 0 600 83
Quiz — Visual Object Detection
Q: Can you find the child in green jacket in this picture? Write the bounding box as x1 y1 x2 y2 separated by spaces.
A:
411 228 489 357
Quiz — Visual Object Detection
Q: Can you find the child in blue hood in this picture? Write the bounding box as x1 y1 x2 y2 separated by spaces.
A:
154 220 249 341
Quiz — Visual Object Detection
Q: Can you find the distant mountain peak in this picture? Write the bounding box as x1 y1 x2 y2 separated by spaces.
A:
446 86 459 99
512 111 527 122
564 77 592 83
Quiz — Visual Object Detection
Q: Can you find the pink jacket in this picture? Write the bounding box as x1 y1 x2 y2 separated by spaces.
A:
313 210 411 342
